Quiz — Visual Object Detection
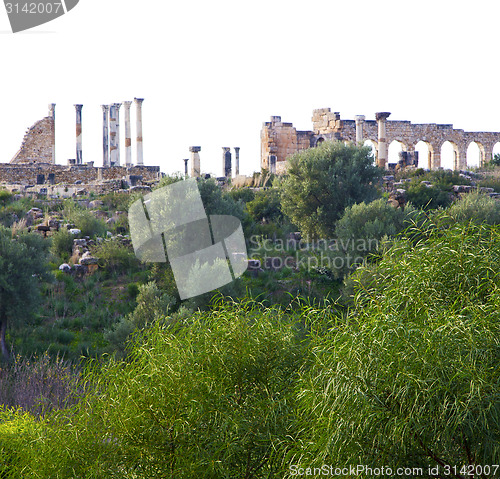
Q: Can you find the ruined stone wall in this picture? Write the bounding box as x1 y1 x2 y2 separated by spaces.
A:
261 116 313 172
11 116 55 164
263 108 500 171
0 164 160 185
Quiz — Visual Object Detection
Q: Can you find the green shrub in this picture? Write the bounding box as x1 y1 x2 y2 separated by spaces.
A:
50 229 74 261
445 190 500 225
478 174 500 192
335 198 416 248
0 189 13 206
246 188 283 224
90 239 140 274
294 222 500 470
226 187 255 204
0 408 41 478
17 299 303 478
405 182 453 209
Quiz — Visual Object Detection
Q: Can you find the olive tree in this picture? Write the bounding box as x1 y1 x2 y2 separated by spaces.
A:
0 228 49 361
279 141 381 239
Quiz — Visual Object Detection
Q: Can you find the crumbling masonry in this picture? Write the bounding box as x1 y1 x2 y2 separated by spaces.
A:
261 109 500 172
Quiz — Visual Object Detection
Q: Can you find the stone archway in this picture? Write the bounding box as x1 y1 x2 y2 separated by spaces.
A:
415 140 432 170
493 142 500 164
466 141 483 169
388 140 407 167
363 139 377 165
440 141 459 170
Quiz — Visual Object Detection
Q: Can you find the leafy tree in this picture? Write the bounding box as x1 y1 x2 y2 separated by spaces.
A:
226 187 255 204
278 141 381 238
0 228 50 361
492 152 500 166
294 222 500 470
246 188 283 224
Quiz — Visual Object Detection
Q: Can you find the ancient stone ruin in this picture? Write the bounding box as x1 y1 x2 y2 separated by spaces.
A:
11 104 56 164
1 100 160 196
261 109 500 172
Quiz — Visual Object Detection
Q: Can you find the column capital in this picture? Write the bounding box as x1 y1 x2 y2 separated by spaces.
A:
375 112 391 121
134 97 144 106
123 101 133 109
101 104 109 112
222 147 231 152
74 104 83 110
354 115 365 122
234 147 240 152
113 102 122 110
189 146 201 153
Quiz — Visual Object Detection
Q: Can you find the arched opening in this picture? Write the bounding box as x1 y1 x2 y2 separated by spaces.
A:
363 139 377 165
388 140 406 166
315 137 325 147
440 141 457 170
466 142 481 169
492 142 500 164
415 141 431 170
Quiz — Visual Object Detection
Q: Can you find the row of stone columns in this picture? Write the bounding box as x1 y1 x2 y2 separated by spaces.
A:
184 146 241 178
354 112 391 169
100 98 143 168
222 147 240 178
355 112 498 170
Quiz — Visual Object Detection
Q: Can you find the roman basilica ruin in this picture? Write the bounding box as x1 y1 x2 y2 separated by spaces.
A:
1 101 160 196
261 108 500 173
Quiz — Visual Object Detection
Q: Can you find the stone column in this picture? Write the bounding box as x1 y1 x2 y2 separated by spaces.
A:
234 147 240 176
48 103 56 164
109 104 117 166
457 147 467 170
114 103 122 166
430 144 441 169
101 105 109 167
74 104 83 164
222 147 231 178
184 159 189 177
190 146 201 177
123 101 133 167
375 112 391 169
135 98 144 165
354 115 365 144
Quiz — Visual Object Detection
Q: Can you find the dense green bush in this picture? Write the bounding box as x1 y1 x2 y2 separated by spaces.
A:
0 190 13 206
405 182 453 209
293 222 500 471
335 198 416 248
279 142 381 238
90 239 140 275
6 299 303 478
68 209 107 238
246 188 283 224
50 228 74 262
444 190 500 225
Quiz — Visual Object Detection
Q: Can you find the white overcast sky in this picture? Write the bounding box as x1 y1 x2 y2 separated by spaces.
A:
0 0 499 175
